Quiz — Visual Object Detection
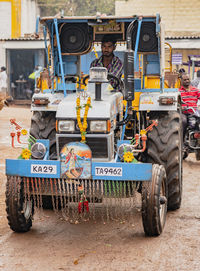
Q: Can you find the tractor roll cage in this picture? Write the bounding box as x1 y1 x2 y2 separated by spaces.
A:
35 14 164 98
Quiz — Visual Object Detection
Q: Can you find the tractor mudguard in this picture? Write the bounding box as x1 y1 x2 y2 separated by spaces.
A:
139 90 181 111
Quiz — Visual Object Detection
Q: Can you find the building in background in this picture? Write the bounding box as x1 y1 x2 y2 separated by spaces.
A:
0 0 45 102
0 38 45 101
0 0 39 39
115 0 200 78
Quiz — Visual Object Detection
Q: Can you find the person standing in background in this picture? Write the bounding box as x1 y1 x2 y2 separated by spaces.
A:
0 66 8 96
0 66 9 110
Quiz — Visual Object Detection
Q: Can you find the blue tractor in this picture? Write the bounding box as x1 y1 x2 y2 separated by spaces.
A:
5 14 182 236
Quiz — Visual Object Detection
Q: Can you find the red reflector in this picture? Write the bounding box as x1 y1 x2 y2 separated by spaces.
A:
194 133 200 139
159 97 175 105
33 99 49 105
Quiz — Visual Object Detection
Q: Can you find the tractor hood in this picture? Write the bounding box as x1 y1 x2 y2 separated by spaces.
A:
56 83 123 120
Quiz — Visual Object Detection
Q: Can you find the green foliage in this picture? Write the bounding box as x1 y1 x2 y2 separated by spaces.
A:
38 0 76 17
75 0 115 16
38 0 116 17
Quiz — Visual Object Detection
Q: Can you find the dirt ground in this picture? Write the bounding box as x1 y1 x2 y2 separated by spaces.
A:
0 106 200 271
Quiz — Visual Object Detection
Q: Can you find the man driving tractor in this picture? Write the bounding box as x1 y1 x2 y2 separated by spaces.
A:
90 34 123 91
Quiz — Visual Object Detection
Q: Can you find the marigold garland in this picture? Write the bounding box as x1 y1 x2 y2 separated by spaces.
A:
76 96 91 143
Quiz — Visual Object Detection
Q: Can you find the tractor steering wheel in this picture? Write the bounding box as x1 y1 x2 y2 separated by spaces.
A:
82 73 124 92
107 73 124 91
64 75 78 83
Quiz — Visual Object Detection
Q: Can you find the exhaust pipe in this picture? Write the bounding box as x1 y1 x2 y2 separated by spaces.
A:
124 20 136 106
124 50 135 102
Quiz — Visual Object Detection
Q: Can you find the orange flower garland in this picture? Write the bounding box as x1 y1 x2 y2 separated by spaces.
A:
76 96 91 143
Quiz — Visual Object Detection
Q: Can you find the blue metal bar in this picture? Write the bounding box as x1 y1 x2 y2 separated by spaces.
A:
35 16 40 34
45 17 156 25
156 14 163 91
53 18 66 96
116 103 129 161
119 18 142 154
156 14 160 34
157 34 162 91
43 26 50 76
6 159 152 181
51 23 55 92
134 18 142 68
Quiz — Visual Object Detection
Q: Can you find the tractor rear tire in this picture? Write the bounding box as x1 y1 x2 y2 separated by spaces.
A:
146 111 182 211
142 164 167 236
30 111 56 160
5 176 34 232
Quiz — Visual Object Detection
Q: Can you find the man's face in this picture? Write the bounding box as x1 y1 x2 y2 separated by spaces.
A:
181 74 190 88
101 41 115 57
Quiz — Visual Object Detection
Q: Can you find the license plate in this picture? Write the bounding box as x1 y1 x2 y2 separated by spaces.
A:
31 164 57 175
95 166 122 177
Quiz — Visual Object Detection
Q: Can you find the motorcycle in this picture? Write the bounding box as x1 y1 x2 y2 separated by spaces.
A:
183 107 200 160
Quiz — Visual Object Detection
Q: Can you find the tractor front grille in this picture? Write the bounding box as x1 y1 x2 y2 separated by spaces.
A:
56 133 114 160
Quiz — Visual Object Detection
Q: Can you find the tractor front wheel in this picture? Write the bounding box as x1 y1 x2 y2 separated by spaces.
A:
5 176 34 232
142 164 167 236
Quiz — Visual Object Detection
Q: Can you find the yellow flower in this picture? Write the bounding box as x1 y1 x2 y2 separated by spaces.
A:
21 129 28 135
140 129 147 135
21 148 31 160
123 152 134 163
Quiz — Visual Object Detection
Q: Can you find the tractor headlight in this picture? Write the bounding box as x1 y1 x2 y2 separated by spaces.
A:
58 120 75 132
89 67 108 83
90 120 107 132
31 142 46 159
